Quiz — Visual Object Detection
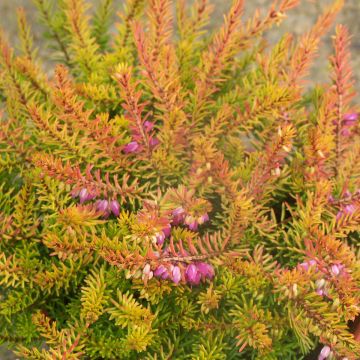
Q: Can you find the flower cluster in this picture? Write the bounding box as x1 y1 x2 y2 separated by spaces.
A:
171 206 209 231
123 120 159 153
150 260 214 285
71 187 96 203
299 259 345 297
136 200 213 285
135 206 172 246
328 189 359 220
339 112 358 137
318 345 349 360
71 187 120 218
95 199 120 218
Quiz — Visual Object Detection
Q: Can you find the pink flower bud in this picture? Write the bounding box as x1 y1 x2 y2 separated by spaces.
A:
143 263 151 276
316 278 326 289
109 200 120 217
337 204 355 220
142 264 153 281
299 259 317 271
344 204 356 215
162 226 171 237
172 207 185 225
202 213 209 223
331 264 340 276
337 264 345 272
97 199 109 212
79 188 89 204
186 264 200 285
188 221 198 231
144 121 154 131
319 345 331 360
155 231 165 245
198 213 209 225
194 271 201 284
149 137 160 147
154 265 167 277
173 207 185 216
196 262 214 279
328 195 335 204
343 112 358 123
341 128 351 137
123 141 140 153
308 259 317 267
299 262 309 271
172 266 181 284
316 288 324 296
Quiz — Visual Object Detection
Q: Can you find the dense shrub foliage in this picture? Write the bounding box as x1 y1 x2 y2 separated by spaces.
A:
1 0 360 358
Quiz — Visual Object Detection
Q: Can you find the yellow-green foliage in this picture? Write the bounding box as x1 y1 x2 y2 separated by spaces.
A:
0 0 360 359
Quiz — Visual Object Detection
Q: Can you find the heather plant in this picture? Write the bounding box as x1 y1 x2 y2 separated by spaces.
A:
1 0 360 359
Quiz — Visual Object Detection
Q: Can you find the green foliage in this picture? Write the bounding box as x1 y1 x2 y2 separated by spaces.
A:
1 0 360 359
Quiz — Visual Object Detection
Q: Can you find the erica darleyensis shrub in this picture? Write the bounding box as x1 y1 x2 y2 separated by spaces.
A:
1 0 360 358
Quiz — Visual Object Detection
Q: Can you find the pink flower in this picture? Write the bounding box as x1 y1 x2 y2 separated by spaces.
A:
344 204 356 214
154 231 166 245
341 128 351 137
327 195 335 204
196 262 214 279
299 259 317 271
330 263 344 276
153 225 171 245
188 221 198 231
123 141 140 153
154 265 167 277
315 278 327 297
162 225 171 237
109 200 120 217
172 265 181 284
149 137 160 147
331 264 340 276
336 211 343 220
318 345 331 360
343 190 352 200
161 270 170 280
198 213 209 225
143 263 151 275
184 215 199 231
97 199 109 212
343 112 358 125
144 121 154 131
184 213 210 230
72 188 95 203
186 264 201 285
79 188 89 203
172 207 185 225
142 263 153 281
336 204 356 220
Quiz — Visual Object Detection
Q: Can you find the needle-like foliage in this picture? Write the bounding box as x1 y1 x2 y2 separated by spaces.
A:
1 1 360 359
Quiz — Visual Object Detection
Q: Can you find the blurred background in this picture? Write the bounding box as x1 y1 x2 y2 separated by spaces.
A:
0 0 359 358
1 0 360 87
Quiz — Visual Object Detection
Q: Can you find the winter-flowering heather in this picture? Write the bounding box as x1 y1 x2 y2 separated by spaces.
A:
1 0 360 359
